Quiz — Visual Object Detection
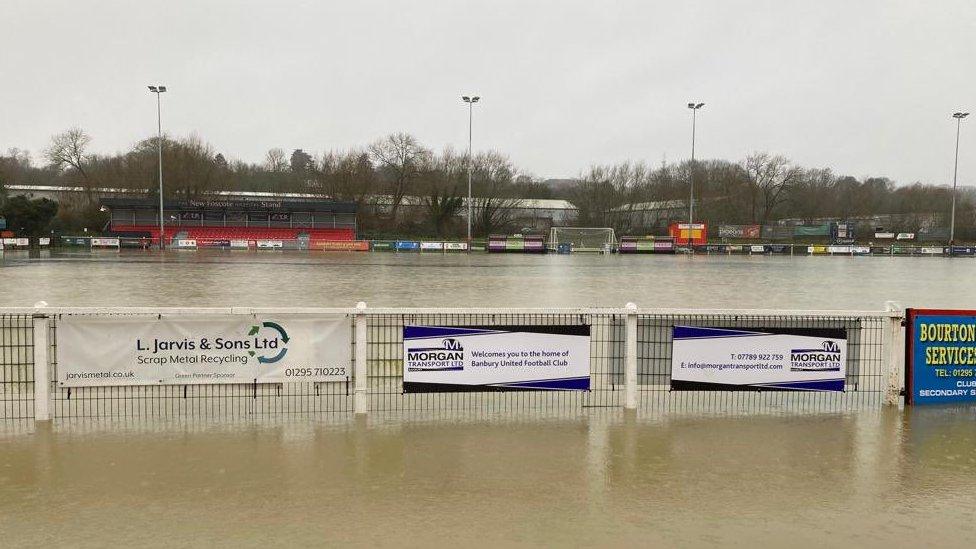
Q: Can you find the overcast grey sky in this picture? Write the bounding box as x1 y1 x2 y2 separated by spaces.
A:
2 0 973 184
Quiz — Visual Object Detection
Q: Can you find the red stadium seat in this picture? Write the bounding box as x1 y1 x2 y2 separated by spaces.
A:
111 225 356 243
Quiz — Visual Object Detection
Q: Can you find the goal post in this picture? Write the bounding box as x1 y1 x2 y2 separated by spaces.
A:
548 227 617 253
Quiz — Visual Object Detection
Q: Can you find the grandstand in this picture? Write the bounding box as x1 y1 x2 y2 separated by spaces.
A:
102 197 357 248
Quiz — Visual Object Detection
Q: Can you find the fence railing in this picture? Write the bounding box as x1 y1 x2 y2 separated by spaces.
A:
0 305 905 422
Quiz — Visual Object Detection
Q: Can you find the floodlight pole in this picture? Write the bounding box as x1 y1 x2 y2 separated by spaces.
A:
462 95 480 244
949 112 969 246
149 85 167 249
687 102 705 242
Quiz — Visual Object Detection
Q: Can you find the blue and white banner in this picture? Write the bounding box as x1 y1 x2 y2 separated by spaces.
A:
670 326 847 391
402 325 590 392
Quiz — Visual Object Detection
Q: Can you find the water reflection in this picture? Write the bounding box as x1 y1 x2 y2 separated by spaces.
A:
2 411 974 546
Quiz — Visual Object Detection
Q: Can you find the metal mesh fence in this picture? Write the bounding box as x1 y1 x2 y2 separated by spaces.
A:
1 309 897 422
0 314 34 420
367 312 624 414
637 313 888 414
48 314 353 419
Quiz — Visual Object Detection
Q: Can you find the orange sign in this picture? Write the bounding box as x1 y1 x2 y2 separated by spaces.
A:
669 223 707 245
313 240 370 251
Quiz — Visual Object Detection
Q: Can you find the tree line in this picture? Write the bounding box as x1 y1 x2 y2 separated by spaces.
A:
1 128 972 238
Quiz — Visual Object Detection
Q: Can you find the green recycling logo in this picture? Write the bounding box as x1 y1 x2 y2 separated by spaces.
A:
247 321 289 363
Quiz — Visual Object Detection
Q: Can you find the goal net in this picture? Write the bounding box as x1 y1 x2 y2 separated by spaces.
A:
548 227 617 253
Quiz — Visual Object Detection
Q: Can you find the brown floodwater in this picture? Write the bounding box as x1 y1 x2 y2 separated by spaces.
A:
1 249 975 309
1 409 975 547
2 250 976 547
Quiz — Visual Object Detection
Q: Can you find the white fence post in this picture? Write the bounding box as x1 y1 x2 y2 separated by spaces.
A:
624 302 638 410
354 301 369 415
32 306 51 422
884 301 905 406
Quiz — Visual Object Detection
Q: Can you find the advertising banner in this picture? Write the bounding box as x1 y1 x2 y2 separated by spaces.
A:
905 309 976 405
395 240 420 251
420 242 444 251
896 233 915 240
874 232 895 239
256 240 283 249
761 226 793 240
370 241 395 251
794 225 830 237
230 239 250 249
90 238 120 247
718 225 761 239
750 245 766 253
402 325 591 392
827 245 851 254
670 326 847 391
920 247 945 255
444 242 469 251
56 315 351 387
669 223 707 245
314 240 369 251
175 239 198 248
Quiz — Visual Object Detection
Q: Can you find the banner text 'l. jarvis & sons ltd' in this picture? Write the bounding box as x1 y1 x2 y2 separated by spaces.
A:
56 315 351 387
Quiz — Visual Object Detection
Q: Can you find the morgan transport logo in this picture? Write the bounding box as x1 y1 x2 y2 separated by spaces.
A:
406 338 464 372
790 340 842 371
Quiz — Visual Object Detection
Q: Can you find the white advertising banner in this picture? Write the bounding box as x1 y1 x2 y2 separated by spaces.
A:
402 325 590 392
175 239 198 248
91 237 120 247
444 242 469 251
670 326 847 391
420 241 444 250
57 315 351 387
257 240 283 249
230 239 250 249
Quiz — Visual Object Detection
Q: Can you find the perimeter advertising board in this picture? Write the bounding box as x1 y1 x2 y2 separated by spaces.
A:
905 309 976 405
670 326 847 391
402 325 590 392
314 240 369 251
56 315 351 387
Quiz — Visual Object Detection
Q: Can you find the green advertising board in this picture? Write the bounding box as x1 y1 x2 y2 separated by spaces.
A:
793 224 829 237
371 241 395 251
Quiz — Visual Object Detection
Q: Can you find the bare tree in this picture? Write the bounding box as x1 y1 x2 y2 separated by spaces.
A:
264 148 288 172
45 128 92 181
368 133 430 219
744 153 802 225
470 152 523 236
